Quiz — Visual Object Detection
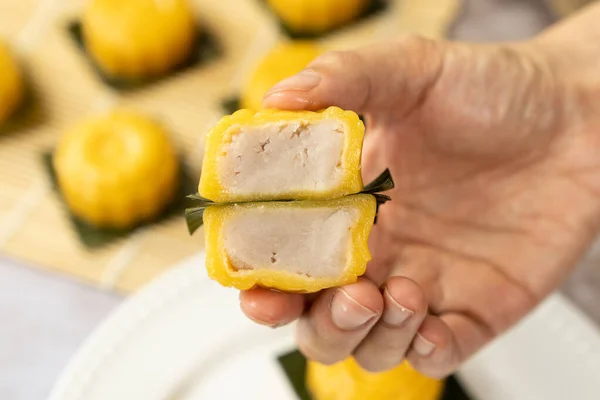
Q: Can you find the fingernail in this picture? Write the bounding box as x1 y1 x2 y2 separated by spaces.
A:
382 288 414 326
263 69 321 97
413 333 436 357
331 288 377 331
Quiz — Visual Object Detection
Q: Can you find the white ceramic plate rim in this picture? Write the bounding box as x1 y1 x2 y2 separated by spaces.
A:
48 251 600 400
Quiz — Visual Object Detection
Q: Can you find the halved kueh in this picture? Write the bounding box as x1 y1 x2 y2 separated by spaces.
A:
202 194 376 292
199 106 365 202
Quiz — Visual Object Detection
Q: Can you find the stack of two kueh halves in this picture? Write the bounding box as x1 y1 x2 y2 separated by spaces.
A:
186 106 394 293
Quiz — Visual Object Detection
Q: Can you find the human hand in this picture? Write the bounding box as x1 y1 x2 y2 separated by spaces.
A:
239 32 600 378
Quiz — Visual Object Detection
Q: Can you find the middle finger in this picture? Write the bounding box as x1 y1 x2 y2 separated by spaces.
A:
353 276 428 372
296 277 383 365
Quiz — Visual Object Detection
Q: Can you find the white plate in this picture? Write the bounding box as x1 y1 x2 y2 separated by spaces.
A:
49 252 600 400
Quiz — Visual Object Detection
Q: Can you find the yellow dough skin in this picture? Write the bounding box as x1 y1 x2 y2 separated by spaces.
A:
82 0 196 79
200 106 365 202
267 0 370 34
0 42 24 126
308 357 445 400
240 42 321 110
203 194 376 293
53 111 179 229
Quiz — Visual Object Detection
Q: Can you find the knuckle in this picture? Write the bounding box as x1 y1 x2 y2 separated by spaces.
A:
372 342 409 362
394 34 433 50
298 339 347 365
415 364 451 380
353 354 381 372
392 34 443 72
408 347 457 379
384 337 413 353
309 50 362 71
353 335 409 372
354 352 404 373
296 320 353 364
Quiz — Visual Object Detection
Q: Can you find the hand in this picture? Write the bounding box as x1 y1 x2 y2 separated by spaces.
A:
239 34 600 377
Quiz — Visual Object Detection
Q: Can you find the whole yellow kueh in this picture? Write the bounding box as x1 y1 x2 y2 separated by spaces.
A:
307 358 445 400
53 111 179 229
82 0 196 79
0 42 24 126
240 42 321 110
267 0 370 34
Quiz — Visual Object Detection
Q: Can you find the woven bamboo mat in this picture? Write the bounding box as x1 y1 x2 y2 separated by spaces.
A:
0 0 470 294
547 0 594 17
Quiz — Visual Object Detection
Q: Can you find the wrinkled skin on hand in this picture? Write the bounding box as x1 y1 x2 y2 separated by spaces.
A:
240 35 600 378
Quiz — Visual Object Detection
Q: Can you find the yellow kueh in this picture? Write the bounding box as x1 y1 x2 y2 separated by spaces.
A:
199 107 365 203
241 42 321 111
189 106 384 293
0 42 24 126
267 0 370 34
82 0 196 79
308 357 445 400
53 111 179 229
202 194 376 293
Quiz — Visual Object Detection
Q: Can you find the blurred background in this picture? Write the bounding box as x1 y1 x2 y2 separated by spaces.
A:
0 0 598 399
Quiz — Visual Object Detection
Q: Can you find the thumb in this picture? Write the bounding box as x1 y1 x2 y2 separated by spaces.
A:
262 36 444 115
